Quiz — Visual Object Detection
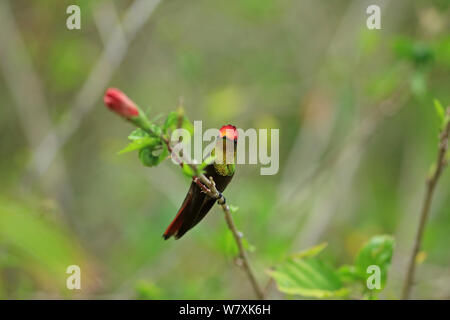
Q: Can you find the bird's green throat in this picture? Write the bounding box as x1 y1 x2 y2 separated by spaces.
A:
211 140 236 176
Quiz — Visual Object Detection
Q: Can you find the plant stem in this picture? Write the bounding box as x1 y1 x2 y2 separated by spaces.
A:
193 171 264 299
402 107 450 300
221 201 265 299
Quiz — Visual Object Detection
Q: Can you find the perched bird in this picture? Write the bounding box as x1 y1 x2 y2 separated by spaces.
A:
163 125 238 240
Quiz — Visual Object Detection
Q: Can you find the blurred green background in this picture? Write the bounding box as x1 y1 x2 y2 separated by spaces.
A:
0 0 449 299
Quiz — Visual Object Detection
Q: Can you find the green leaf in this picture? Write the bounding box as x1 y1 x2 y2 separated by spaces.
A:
118 136 161 154
354 235 394 290
181 163 196 178
268 244 348 299
163 111 178 132
148 123 162 137
412 43 434 67
135 280 164 300
242 237 256 253
0 197 94 292
162 109 194 136
138 143 169 167
393 37 434 67
128 128 149 140
434 99 445 123
337 265 359 283
181 115 194 136
130 123 162 138
288 243 327 260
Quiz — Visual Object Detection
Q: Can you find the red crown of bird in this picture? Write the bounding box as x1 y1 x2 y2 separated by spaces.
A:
219 124 238 142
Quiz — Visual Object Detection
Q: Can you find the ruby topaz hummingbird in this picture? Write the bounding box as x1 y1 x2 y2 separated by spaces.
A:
163 125 238 240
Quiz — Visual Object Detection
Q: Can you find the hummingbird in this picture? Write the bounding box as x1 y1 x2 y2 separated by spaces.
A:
163 124 238 240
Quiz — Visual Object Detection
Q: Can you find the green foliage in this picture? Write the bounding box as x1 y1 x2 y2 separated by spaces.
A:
393 37 434 68
139 143 169 167
118 136 161 155
269 236 395 299
353 235 394 290
121 126 168 167
135 280 164 300
128 128 150 140
163 109 194 136
434 99 445 123
120 109 194 168
163 111 178 132
0 197 92 295
268 244 348 298
433 99 449 132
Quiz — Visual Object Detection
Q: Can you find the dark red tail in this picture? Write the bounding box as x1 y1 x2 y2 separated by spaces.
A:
163 196 192 240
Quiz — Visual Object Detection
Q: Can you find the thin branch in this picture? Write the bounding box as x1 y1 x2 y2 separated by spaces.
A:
92 1 125 47
221 198 265 300
402 107 450 300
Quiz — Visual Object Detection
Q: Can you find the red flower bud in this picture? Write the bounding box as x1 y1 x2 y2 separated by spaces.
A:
103 88 139 118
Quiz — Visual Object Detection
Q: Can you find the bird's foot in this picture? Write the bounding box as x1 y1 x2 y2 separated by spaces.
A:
217 192 226 205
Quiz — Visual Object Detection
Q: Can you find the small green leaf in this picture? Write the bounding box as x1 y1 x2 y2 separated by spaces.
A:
242 237 256 253
118 136 160 154
138 143 168 167
135 280 164 300
228 205 239 214
181 116 194 135
151 113 165 123
434 99 445 123
289 243 327 260
163 111 178 132
337 265 359 283
354 235 394 290
148 123 162 137
131 122 162 138
128 128 149 140
162 109 194 136
181 163 196 178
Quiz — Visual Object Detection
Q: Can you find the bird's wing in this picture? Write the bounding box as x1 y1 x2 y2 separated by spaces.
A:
163 182 206 240
175 197 216 239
